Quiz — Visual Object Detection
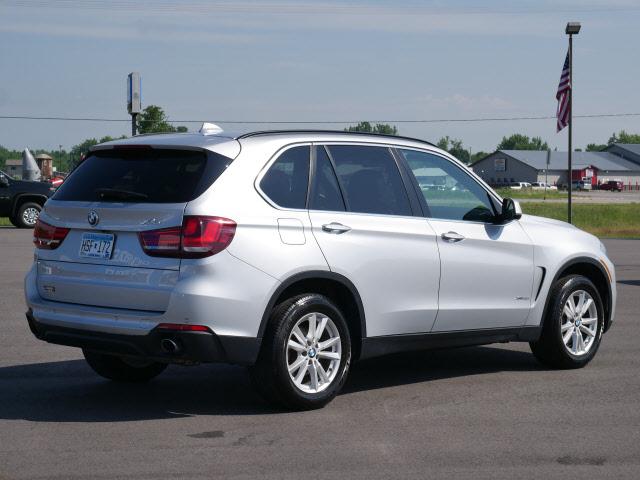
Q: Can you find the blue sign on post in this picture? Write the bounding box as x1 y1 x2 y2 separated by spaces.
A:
127 72 141 114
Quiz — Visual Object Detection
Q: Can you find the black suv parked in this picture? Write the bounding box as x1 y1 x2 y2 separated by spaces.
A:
0 170 54 228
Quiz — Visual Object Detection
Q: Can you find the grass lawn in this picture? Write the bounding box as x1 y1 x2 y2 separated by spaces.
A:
0 217 11 227
522 203 640 238
494 187 567 200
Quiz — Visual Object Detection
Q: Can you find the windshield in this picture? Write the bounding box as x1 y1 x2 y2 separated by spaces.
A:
0 170 14 180
53 148 232 203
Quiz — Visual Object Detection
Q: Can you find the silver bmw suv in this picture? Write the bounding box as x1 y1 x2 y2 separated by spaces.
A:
25 127 616 409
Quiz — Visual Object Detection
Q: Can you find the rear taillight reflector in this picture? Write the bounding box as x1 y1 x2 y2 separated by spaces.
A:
138 226 182 257
137 216 236 259
156 323 211 332
33 219 70 250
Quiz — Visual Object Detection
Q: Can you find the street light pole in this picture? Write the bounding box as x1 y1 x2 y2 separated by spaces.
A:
565 22 581 224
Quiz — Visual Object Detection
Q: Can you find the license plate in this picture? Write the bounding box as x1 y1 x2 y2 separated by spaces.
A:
79 232 115 259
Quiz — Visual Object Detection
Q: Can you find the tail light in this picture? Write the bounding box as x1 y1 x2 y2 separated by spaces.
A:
33 219 70 250
138 216 236 258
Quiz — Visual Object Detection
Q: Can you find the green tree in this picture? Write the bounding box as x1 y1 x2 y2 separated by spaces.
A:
586 143 607 152
607 130 640 145
436 136 471 163
470 151 489 164
497 134 548 151
137 105 187 134
345 121 398 135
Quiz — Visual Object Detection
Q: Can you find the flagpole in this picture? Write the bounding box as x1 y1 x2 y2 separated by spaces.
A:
565 22 581 224
568 32 573 224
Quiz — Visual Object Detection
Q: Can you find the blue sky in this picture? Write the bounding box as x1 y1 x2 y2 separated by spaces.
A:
1 0 639 153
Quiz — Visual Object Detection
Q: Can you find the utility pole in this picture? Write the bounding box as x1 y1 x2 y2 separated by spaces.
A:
545 149 550 200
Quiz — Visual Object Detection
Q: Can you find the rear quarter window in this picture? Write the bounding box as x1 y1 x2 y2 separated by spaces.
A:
259 146 310 209
53 148 232 203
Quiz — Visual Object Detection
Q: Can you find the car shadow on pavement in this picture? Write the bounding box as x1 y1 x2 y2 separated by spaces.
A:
0 345 542 422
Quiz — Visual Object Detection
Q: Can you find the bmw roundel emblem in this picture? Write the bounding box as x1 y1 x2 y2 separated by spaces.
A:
88 210 99 226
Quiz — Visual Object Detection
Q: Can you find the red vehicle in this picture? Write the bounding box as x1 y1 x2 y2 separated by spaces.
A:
599 180 624 192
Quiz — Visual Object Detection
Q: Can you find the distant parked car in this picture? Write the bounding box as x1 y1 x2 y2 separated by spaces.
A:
558 180 591 191
531 182 557 190
599 180 623 192
510 182 532 190
573 180 591 191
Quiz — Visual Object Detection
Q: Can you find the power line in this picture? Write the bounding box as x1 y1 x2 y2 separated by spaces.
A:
1 113 639 125
5 0 640 16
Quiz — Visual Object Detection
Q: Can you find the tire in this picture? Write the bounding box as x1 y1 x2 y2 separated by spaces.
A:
8 215 20 228
530 275 604 369
15 202 42 228
249 294 352 410
83 349 167 382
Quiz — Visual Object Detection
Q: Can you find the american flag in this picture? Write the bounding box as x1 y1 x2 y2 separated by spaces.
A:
556 49 571 132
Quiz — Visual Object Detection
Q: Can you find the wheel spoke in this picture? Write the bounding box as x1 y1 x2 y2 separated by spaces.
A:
572 330 579 353
288 355 307 373
563 305 574 319
580 298 593 317
566 298 576 316
318 337 340 351
575 292 586 317
292 326 306 346
315 316 328 342
307 313 317 341
577 330 586 352
581 317 597 326
563 328 574 345
287 339 306 352
561 322 573 332
316 361 330 383
579 325 595 337
294 361 309 384
317 351 340 360
309 362 319 390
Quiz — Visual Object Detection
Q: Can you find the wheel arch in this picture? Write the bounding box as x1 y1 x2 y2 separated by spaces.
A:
544 256 613 333
11 193 48 217
258 271 366 360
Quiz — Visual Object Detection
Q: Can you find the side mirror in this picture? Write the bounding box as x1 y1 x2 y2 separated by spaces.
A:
0 176 9 188
496 197 522 223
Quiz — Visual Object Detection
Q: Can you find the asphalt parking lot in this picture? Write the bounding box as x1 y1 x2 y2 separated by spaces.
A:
1 227 639 479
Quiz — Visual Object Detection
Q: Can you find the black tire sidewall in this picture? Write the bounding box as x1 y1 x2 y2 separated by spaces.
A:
549 276 604 366
271 295 352 409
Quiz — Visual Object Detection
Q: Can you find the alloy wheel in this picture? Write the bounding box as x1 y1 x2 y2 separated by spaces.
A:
22 207 39 226
561 290 598 356
286 312 342 394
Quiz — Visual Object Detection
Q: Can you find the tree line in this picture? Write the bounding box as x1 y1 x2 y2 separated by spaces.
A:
345 122 640 164
1 110 639 173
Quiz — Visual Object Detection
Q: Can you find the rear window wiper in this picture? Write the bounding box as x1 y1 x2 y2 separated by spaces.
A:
95 188 149 201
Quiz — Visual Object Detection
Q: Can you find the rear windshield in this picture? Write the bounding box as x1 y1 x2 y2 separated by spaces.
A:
53 148 232 203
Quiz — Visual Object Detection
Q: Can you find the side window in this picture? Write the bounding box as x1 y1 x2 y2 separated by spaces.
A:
260 146 310 209
399 149 496 222
309 146 345 211
326 145 412 216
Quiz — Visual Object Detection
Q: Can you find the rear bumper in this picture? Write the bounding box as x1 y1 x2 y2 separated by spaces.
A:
26 309 260 366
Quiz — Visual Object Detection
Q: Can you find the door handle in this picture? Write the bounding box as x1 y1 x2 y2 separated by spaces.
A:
441 231 465 242
322 222 351 234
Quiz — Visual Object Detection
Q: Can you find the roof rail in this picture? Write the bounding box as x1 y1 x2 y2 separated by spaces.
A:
235 129 437 148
